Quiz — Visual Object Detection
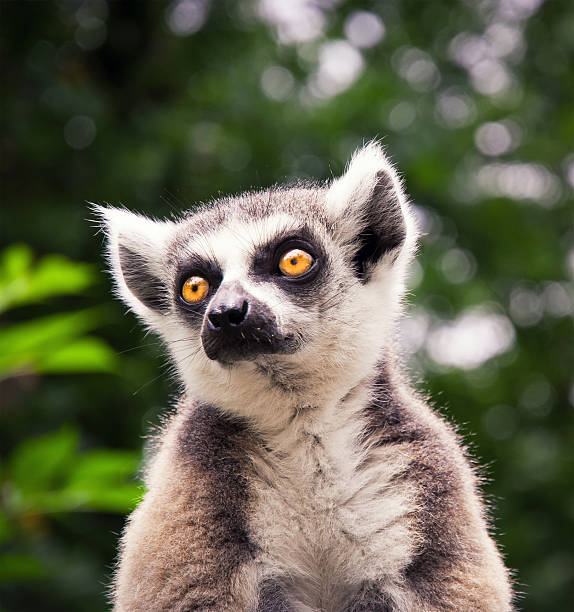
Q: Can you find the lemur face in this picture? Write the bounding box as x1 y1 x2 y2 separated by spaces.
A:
170 220 327 364
98 143 416 407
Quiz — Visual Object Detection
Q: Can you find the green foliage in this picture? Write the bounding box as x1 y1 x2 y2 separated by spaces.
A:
0 308 118 379
0 245 118 379
0 244 95 313
3 427 141 519
0 245 139 608
0 426 141 597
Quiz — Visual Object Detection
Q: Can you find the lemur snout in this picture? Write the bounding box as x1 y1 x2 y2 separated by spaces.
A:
207 299 249 330
201 283 297 363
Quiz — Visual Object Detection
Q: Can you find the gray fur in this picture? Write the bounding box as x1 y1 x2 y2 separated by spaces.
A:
97 142 513 611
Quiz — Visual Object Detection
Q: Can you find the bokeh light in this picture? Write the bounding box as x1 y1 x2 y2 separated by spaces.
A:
425 307 516 370
64 115 96 150
165 0 211 36
344 11 385 49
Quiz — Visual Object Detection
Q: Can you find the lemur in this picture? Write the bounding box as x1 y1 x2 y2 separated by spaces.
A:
98 142 513 611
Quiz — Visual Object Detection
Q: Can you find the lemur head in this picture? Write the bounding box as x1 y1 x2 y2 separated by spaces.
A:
98 142 417 422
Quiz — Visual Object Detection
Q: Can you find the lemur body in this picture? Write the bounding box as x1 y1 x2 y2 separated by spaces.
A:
99 144 513 611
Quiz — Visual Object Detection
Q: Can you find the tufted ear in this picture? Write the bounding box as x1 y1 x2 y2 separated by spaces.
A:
94 205 176 319
326 142 416 281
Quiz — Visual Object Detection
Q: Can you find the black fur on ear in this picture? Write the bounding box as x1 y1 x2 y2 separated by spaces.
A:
93 204 176 318
325 142 412 283
118 245 171 313
350 170 407 281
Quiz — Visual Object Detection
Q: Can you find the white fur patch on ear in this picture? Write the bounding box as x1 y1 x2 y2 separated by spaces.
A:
326 141 404 224
92 205 176 319
324 141 418 284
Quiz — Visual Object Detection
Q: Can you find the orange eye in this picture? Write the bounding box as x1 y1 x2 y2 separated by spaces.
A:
181 276 209 304
279 249 314 278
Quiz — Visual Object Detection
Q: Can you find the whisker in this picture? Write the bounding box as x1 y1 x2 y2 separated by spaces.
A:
118 336 196 355
116 343 162 355
132 373 168 396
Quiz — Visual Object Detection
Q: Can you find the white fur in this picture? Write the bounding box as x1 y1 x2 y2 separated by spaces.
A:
326 143 394 216
326 142 418 319
326 142 416 241
247 385 418 610
94 205 176 324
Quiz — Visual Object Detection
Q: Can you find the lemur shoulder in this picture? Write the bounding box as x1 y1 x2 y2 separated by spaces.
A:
98 143 514 611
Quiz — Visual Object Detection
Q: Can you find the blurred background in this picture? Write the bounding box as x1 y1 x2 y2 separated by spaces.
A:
1 0 573 610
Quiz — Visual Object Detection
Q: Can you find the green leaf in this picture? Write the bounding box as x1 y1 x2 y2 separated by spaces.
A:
32 255 96 299
6 437 142 515
35 337 118 374
64 450 142 513
15 482 143 515
0 309 105 354
68 450 140 486
0 309 115 378
9 427 78 495
0 245 95 313
0 244 32 280
64 484 144 513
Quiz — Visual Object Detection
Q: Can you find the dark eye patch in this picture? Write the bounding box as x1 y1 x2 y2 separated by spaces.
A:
174 255 222 321
251 228 319 274
250 227 327 300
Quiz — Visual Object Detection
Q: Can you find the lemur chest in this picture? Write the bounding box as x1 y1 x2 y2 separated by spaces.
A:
248 421 416 594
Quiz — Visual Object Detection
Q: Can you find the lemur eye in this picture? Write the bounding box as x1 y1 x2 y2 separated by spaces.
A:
279 249 314 277
181 276 209 304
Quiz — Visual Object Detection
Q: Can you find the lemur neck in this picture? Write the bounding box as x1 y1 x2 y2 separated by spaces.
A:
186 349 397 435
248 367 378 439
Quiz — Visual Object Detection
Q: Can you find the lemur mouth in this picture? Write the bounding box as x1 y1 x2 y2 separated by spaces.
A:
202 328 299 364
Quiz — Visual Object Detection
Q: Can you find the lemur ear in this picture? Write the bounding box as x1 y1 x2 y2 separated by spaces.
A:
326 142 415 280
94 205 176 318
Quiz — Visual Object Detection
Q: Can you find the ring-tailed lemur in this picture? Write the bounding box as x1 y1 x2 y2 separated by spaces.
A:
97 142 513 611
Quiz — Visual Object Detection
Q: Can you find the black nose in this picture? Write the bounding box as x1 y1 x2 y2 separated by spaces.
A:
201 282 296 362
207 300 249 331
